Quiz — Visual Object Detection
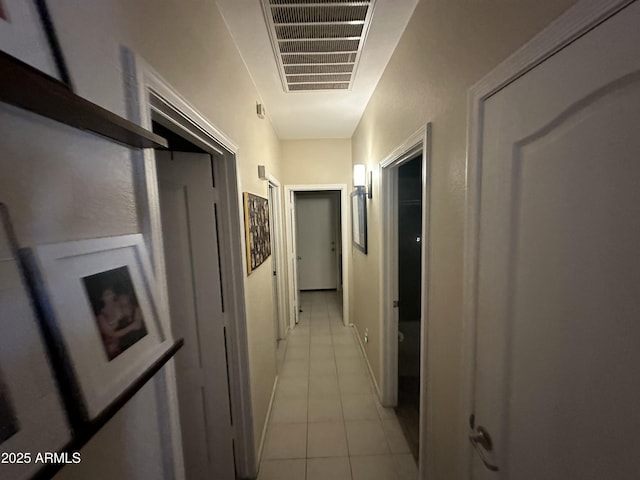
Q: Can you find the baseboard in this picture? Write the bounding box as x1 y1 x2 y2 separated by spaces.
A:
351 323 382 398
256 375 278 467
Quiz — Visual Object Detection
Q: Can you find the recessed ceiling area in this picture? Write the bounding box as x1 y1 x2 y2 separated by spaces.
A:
217 0 418 139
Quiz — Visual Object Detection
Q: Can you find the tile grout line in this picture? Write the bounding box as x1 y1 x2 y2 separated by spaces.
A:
328 291 357 480
305 293 312 479
337 290 403 480
263 292 411 479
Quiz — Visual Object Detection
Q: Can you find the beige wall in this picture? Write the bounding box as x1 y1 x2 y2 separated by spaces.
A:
350 1 575 479
280 139 352 187
0 1 280 478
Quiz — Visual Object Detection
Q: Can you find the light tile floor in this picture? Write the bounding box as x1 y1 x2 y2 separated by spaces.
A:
259 291 418 480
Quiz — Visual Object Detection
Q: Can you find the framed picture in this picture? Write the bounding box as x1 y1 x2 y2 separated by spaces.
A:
32 234 173 420
0 204 70 480
243 192 271 275
351 190 367 254
0 0 71 84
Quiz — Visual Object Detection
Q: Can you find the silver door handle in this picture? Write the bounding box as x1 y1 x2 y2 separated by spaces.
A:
469 426 499 472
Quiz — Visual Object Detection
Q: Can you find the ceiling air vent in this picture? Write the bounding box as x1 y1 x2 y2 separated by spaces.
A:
262 0 376 92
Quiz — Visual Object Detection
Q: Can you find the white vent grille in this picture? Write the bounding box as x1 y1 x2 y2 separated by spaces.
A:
262 0 375 92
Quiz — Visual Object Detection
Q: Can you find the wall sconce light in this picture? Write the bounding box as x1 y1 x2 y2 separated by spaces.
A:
353 164 373 199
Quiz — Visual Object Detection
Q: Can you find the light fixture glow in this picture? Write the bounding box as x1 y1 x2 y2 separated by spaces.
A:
353 164 366 188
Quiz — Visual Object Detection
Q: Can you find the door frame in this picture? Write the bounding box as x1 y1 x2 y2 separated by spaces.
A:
267 175 288 341
461 0 634 477
379 124 432 476
123 51 256 479
284 184 350 328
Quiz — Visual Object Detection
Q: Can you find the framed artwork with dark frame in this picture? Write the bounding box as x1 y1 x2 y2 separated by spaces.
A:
351 189 368 254
31 234 173 420
0 0 72 85
0 204 71 480
243 192 271 275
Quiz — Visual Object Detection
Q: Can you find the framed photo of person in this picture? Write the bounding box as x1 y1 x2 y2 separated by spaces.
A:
0 204 70 480
32 234 173 420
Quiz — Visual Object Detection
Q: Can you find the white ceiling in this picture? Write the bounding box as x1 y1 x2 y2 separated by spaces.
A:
216 0 419 139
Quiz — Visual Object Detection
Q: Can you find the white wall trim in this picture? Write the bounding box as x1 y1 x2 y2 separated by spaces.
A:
379 125 426 168
284 184 350 328
352 323 381 397
378 124 433 479
461 1 634 478
380 165 398 407
257 376 278 467
267 175 289 339
123 49 256 479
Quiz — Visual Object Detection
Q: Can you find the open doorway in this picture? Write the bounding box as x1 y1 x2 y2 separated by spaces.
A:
295 191 341 288
396 155 422 461
295 191 342 321
284 184 350 330
380 124 431 474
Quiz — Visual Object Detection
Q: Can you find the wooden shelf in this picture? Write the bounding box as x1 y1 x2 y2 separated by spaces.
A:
0 51 167 149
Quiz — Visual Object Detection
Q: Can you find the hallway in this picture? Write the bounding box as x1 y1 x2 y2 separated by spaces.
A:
259 291 417 480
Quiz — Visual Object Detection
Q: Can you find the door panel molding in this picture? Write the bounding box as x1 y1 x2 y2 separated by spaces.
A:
157 150 234 479
462 1 636 477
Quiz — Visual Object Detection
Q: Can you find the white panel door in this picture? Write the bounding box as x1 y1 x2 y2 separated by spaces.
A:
288 190 300 326
471 3 640 478
156 151 235 480
268 183 281 342
296 194 338 290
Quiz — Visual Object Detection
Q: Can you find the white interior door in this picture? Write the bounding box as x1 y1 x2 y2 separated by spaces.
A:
295 193 338 290
268 183 281 342
471 3 640 478
288 190 300 326
156 151 235 480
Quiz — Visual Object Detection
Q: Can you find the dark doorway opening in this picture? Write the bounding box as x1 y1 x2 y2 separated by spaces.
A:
396 154 422 462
